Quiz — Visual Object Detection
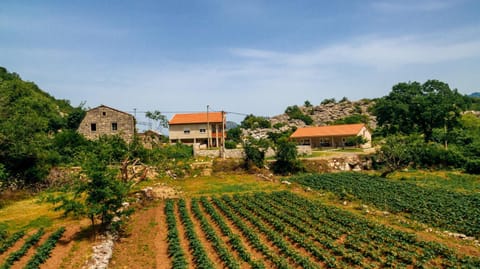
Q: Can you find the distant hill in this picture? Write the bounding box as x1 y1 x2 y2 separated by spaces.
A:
270 99 376 129
469 92 480 98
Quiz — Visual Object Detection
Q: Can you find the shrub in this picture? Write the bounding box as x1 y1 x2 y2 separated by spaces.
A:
285 105 313 125
243 138 269 170
271 137 304 175
465 159 480 174
225 140 237 149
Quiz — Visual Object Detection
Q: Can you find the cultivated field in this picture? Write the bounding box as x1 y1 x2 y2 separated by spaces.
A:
1 172 479 268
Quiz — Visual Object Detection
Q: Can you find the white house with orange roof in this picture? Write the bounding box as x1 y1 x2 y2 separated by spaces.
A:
169 112 226 148
290 123 371 148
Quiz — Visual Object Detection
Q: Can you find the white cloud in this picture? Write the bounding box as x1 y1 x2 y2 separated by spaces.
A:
230 31 480 69
371 0 458 12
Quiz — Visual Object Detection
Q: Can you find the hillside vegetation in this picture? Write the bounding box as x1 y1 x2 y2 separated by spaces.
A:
0 67 84 185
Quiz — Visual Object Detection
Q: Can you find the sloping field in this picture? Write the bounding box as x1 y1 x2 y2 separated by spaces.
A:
111 191 480 268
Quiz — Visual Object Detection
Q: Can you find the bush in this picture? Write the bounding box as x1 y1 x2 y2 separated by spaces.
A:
271 137 304 175
345 136 367 147
225 140 237 149
241 114 271 129
465 159 480 174
285 105 313 125
243 138 269 170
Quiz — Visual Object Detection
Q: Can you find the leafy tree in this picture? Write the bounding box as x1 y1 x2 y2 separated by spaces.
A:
321 98 336 105
243 137 270 170
373 80 466 142
285 105 313 125
271 137 304 175
145 110 169 129
304 100 312 107
66 103 86 130
240 114 271 129
226 127 242 143
0 67 79 184
46 154 133 238
378 134 414 177
333 114 369 125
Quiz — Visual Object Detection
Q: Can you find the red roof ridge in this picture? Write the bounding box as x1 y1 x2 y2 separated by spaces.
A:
169 112 224 125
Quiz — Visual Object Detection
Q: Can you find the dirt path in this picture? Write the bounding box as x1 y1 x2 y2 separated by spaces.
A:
40 224 92 269
110 205 159 268
154 201 171 269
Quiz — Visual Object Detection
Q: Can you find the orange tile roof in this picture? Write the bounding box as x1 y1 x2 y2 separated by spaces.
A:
169 112 224 125
290 123 366 138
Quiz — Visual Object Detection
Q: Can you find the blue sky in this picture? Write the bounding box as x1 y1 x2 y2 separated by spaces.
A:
1 0 480 126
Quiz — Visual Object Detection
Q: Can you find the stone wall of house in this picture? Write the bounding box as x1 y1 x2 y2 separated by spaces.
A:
193 147 279 159
297 145 312 156
78 106 135 143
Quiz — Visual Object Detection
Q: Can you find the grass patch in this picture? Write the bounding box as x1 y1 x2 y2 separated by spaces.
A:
388 170 480 194
158 174 288 196
23 215 53 229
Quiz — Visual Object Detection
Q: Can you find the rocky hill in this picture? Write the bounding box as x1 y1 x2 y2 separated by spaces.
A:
271 99 376 128
244 99 376 139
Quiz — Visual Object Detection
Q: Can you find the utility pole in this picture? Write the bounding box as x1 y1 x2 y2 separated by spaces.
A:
206 105 210 149
222 110 226 159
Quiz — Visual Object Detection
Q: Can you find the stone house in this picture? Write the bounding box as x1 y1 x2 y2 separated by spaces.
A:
290 123 372 148
137 130 164 149
78 105 135 142
169 112 226 147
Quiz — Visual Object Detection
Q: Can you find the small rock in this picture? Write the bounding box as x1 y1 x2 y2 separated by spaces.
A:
281 180 291 185
343 201 348 206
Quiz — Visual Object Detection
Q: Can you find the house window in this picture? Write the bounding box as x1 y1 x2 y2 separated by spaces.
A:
102 112 106 116
184 129 190 134
112 122 118 131
199 128 206 133
91 123 97 131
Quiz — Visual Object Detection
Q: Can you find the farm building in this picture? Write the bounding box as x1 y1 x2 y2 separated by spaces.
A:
290 123 371 148
78 105 136 142
169 112 226 147
137 130 164 149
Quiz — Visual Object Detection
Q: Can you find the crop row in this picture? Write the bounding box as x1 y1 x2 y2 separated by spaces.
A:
177 199 215 268
290 172 480 237
199 197 265 269
248 191 480 268
24 226 66 269
191 198 239 268
165 191 480 268
165 199 188 269
0 228 45 269
0 230 25 255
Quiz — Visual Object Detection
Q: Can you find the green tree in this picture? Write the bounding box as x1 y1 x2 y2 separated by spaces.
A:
226 127 242 143
145 110 169 130
378 134 414 177
0 67 79 184
271 137 304 175
373 80 466 142
333 114 369 125
47 154 133 238
243 137 270 170
240 114 271 129
285 105 313 125
304 100 312 107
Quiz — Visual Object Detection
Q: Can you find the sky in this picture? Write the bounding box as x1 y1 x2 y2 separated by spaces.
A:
1 0 480 127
